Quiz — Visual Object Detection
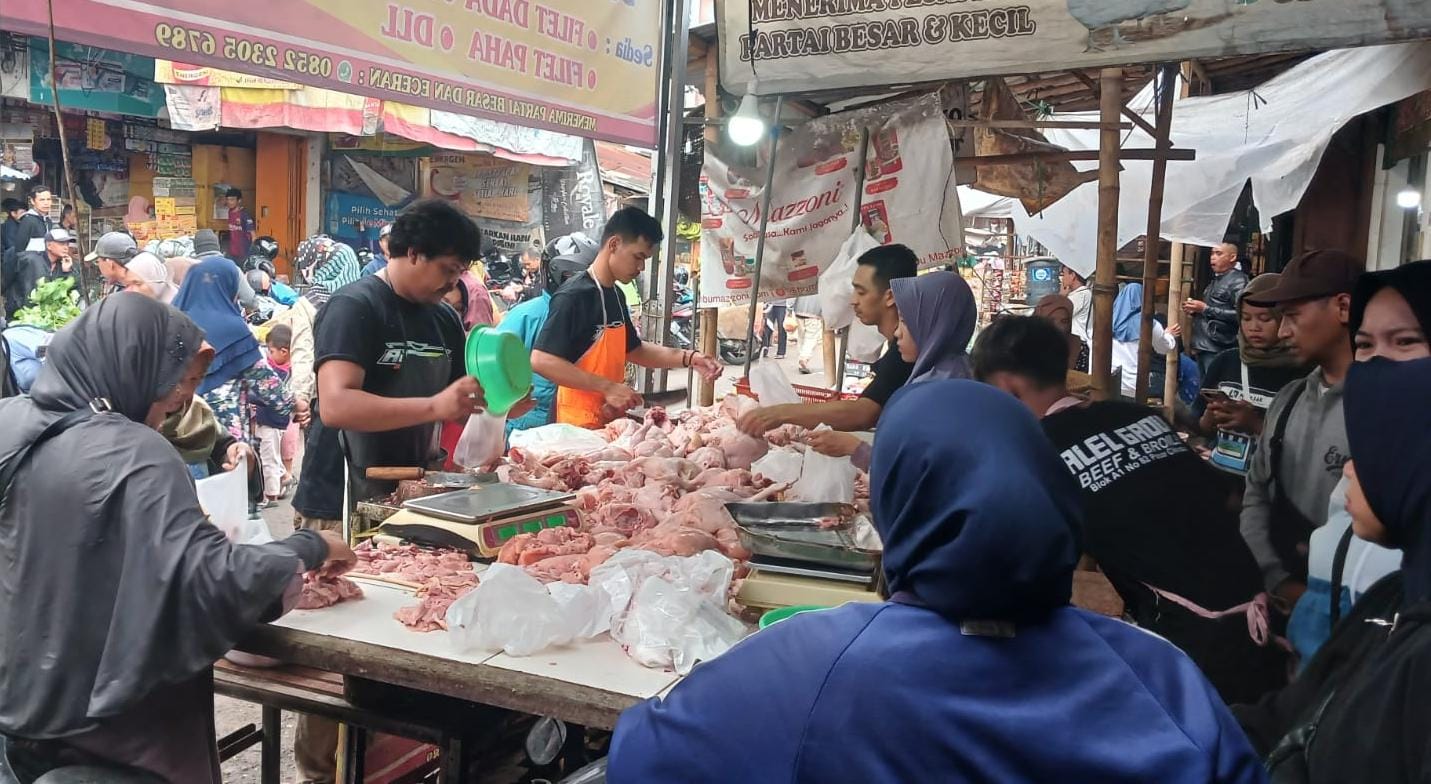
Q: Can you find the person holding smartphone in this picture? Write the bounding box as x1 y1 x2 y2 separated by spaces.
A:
1192 273 1308 475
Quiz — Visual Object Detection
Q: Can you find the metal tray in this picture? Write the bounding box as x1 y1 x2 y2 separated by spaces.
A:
726 502 880 572
403 483 574 524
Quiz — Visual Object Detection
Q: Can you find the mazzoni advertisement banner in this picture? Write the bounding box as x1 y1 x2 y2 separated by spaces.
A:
5 0 662 145
699 94 964 307
719 0 1431 95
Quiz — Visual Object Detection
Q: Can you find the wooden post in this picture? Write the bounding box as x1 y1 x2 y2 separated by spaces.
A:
832 128 871 393
1090 67 1123 400
1164 62 1198 415
44 0 88 305
696 49 720 406
1134 64 1178 402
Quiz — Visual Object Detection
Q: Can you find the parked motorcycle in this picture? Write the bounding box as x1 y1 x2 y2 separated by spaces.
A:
669 270 694 350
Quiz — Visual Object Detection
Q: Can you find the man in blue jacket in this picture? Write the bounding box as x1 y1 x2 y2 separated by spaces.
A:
610 381 1265 784
496 233 595 439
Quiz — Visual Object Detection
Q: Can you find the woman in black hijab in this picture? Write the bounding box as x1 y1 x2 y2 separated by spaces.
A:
0 293 352 783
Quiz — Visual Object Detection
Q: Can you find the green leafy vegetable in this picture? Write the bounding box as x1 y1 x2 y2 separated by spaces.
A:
13 276 82 331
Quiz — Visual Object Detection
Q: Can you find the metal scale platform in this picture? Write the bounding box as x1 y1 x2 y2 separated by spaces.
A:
725 502 885 610
378 481 577 558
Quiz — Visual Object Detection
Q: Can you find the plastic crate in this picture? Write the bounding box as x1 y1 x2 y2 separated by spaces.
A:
734 377 857 403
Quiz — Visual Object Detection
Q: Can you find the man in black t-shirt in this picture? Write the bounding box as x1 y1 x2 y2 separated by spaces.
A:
293 199 488 527
736 244 916 437
290 199 488 783
972 316 1286 703
532 207 721 429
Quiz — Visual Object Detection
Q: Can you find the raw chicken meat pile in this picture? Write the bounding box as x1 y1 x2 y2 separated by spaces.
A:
353 542 481 632
495 400 794 584
297 573 364 609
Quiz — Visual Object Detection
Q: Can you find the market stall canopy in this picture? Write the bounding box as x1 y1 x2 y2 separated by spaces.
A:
959 188 1014 220
6 0 663 146
1008 42 1431 278
718 0 1431 96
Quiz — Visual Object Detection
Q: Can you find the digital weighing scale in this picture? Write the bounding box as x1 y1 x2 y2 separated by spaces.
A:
378 482 578 558
725 502 885 610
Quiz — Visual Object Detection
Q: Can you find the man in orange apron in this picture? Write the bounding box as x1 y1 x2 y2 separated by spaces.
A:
532 207 721 429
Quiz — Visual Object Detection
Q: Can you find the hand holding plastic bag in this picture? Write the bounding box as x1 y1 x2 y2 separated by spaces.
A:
789 427 859 503
454 411 507 469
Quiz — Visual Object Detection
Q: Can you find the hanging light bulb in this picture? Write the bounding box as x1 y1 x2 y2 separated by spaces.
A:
727 92 767 147
1396 187 1421 209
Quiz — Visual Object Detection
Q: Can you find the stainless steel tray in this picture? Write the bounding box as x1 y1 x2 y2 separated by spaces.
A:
403 483 574 524
726 502 879 572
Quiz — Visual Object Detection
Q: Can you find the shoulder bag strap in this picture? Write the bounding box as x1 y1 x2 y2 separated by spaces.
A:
1328 525 1356 628
1268 382 1307 505
0 399 110 503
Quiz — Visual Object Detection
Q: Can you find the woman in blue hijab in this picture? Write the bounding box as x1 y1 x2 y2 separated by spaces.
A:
172 256 293 445
1112 282 1182 397
610 381 1263 783
807 271 977 468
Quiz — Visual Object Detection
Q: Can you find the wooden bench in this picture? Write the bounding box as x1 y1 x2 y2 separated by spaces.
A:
213 660 496 783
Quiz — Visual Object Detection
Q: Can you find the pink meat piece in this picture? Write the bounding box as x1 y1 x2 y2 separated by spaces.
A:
603 418 639 440
592 531 630 548
297 574 364 610
523 544 618 584
687 446 726 470
633 526 722 558
394 571 480 632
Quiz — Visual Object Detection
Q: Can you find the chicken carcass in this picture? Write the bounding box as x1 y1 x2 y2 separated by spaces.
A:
633 526 722 558
497 527 594 566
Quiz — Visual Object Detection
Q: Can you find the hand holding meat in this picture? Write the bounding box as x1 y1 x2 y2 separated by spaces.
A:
317 530 357 577
736 406 785 437
603 382 643 414
431 376 486 421
690 352 723 382
806 430 862 458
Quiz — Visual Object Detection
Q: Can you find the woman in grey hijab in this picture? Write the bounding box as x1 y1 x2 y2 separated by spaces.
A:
808 271 979 469
0 293 352 783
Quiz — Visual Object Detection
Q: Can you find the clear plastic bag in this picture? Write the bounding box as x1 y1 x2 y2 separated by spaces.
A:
845 319 888 363
508 423 613 460
789 428 859 504
752 447 805 485
454 411 507 469
445 564 607 656
749 361 802 406
818 228 881 331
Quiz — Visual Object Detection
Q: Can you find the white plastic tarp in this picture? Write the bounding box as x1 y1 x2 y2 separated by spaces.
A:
1006 42 1431 278
958 187 1014 220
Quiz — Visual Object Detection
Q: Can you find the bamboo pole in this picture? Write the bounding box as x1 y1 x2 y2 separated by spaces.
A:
1090 68 1123 400
740 96 784 380
696 49 720 407
44 0 88 305
1134 64 1178 402
1164 62 1198 415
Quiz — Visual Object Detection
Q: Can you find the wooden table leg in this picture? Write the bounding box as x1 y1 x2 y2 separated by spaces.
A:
342 725 367 784
441 735 466 783
260 706 281 784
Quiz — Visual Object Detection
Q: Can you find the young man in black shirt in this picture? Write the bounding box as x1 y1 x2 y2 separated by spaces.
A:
736 244 917 437
532 206 721 429
973 316 1286 704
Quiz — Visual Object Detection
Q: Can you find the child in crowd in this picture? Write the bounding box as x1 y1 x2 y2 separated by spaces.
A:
254 324 294 507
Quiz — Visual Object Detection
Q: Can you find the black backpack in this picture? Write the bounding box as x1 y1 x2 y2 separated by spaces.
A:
0 331 17 399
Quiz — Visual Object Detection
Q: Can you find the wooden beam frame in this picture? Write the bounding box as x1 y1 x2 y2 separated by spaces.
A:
1073 71 1159 138
1091 67 1123 400
961 148 1195 166
1134 63 1180 403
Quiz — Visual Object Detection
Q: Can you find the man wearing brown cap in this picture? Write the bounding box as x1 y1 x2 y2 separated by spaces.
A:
1237 249 1360 612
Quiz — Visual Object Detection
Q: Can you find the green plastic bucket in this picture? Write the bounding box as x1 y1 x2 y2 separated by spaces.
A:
758 605 830 630
464 326 533 416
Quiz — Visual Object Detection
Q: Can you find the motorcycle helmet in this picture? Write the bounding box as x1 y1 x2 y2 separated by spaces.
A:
543 232 599 266
674 268 690 286
251 236 280 260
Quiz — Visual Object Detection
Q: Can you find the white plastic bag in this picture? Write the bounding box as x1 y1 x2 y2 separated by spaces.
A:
752 447 805 485
196 455 272 544
818 228 881 331
591 550 746 675
846 319 888 363
446 564 607 656
613 575 748 675
749 361 802 406
454 411 507 469
508 423 612 460
789 428 859 503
